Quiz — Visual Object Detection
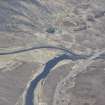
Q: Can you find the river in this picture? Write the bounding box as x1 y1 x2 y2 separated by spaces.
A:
0 45 104 105
25 53 88 105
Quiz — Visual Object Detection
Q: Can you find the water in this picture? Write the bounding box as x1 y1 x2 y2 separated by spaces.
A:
25 53 85 105
25 51 105 105
0 45 104 105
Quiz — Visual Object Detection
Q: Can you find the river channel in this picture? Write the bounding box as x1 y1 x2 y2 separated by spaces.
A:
0 45 104 105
